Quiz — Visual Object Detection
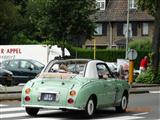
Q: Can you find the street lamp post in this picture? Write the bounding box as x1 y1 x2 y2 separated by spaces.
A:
125 0 130 59
94 38 96 59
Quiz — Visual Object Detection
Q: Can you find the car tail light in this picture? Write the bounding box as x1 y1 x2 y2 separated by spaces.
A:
70 90 76 96
68 98 74 104
25 88 31 94
25 96 30 102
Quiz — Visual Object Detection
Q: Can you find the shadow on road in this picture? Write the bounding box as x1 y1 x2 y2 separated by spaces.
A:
31 108 142 119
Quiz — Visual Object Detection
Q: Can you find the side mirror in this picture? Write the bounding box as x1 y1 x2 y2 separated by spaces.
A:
28 67 33 71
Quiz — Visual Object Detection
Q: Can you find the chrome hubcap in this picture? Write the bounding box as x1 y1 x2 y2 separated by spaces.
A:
122 96 127 110
87 100 94 115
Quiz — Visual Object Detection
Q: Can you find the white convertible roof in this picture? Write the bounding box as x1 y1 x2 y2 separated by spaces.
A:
85 60 105 79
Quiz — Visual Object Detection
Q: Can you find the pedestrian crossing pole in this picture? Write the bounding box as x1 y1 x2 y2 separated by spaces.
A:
129 60 134 84
94 39 96 60
127 49 138 84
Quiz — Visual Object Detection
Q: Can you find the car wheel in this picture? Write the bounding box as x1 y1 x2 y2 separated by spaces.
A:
1 80 6 86
115 94 128 113
1 80 11 87
6 81 12 87
85 97 96 117
25 107 39 116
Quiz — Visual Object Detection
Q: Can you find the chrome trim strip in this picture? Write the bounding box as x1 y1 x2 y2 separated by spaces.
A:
22 105 82 110
40 91 60 94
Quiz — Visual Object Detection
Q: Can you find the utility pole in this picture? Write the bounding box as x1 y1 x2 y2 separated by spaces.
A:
94 38 96 59
125 0 130 59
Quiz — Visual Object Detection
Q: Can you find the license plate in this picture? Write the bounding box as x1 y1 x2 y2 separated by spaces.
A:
41 93 56 101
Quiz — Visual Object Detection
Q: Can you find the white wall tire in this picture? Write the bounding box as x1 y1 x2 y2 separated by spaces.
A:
115 94 128 113
121 96 127 110
85 98 95 117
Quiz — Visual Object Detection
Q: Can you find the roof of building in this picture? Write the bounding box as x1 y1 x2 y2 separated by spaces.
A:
93 0 154 22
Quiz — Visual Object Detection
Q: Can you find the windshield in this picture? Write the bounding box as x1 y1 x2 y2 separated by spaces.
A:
49 61 87 74
31 60 45 68
41 60 89 78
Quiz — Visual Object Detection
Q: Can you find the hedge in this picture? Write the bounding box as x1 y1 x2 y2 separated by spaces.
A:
135 67 160 84
69 47 150 69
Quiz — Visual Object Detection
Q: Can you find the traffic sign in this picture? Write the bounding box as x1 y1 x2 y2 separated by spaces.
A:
127 49 137 60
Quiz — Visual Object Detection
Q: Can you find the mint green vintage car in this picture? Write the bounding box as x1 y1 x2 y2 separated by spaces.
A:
21 59 130 117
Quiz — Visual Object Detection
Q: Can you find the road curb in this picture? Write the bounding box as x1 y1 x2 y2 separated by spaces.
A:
131 84 160 88
0 85 23 101
0 93 21 101
129 90 149 94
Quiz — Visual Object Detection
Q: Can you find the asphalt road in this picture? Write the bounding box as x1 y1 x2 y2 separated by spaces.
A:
0 91 160 120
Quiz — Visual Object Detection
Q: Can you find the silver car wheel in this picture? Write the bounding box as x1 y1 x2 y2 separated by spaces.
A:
115 93 128 113
87 99 94 116
121 96 127 110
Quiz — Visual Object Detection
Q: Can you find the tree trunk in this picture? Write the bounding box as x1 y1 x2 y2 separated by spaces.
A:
152 0 160 82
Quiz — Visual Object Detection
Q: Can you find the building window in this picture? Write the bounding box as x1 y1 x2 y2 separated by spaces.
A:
142 23 149 36
129 0 137 9
132 22 138 36
96 0 106 10
117 22 137 37
94 23 107 36
124 23 138 36
94 23 102 35
117 23 123 36
123 23 132 37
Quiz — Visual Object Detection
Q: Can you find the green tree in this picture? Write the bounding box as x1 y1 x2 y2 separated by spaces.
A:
137 0 160 81
26 0 96 56
129 37 152 51
11 0 28 16
0 0 23 44
25 0 49 41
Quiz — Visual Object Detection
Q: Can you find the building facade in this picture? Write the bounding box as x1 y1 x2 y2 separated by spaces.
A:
85 0 154 48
